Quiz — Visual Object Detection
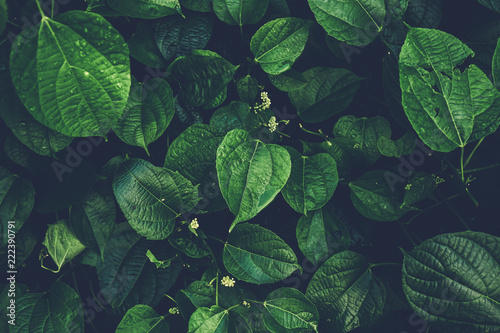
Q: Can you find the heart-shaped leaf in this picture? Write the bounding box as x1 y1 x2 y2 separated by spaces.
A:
188 305 229 333
107 0 181 19
113 77 175 154
216 129 291 231
116 304 169 333
223 223 300 284
213 0 269 26
281 146 339 215
113 158 200 240
10 10 131 137
237 75 260 104
402 231 500 332
306 251 387 332
250 17 312 75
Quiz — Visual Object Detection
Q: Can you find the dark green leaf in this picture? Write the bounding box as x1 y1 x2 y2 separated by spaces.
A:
0 167 34 245
377 132 417 158
290 67 361 123
176 281 216 320
307 0 386 46
12 282 83 333
116 304 169 333
223 223 300 284
128 21 167 69
69 188 116 260
250 18 311 75
296 206 350 265
42 219 86 273
210 101 273 137
180 0 213 12
188 305 229 333
305 251 386 333
402 231 500 332
107 0 181 19
301 139 351 177
113 158 200 240
168 50 238 107
113 77 175 154
402 172 437 207
478 0 500 13
164 124 227 214
404 0 442 28
168 228 210 258
399 27 500 152
155 15 213 63
333 115 391 164
281 146 339 215
237 75 260 104
0 0 6 35
349 170 415 221
263 288 319 333
10 10 131 137
493 38 500 88
216 129 291 230
213 0 269 26
269 69 308 92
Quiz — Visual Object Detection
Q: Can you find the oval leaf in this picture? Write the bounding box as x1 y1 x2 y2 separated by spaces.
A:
213 0 269 26
168 50 238 107
107 0 181 19
237 75 260 104
188 305 229 333
250 18 311 75
402 231 500 332
113 77 175 154
216 129 291 231
223 223 300 284
281 146 339 215
10 10 131 137
307 0 386 46
116 304 169 333
305 251 386 332
113 158 200 240
290 67 361 123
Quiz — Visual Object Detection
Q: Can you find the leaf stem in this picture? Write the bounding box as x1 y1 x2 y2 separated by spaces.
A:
400 224 417 246
460 146 465 184
299 123 327 139
51 0 55 18
35 0 47 18
216 272 219 306
403 193 461 225
463 163 500 174
369 263 401 268
437 191 471 230
464 138 484 168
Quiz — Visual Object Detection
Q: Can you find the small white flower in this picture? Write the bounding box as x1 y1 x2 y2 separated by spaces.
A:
169 307 179 315
190 218 199 229
221 276 235 287
268 116 277 132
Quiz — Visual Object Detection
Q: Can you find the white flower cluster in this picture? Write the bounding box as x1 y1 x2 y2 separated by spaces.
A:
190 218 199 229
253 91 271 113
221 276 235 287
268 116 277 132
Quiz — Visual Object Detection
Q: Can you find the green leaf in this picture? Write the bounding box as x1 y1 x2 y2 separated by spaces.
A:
0 0 6 35
113 158 200 240
0 284 28 333
146 249 176 268
349 170 415 221
216 129 291 230
42 220 86 273
269 69 308 92
250 18 311 75
301 139 351 177
168 228 210 258
333 115 391 164
10 10 131 137
223 223 300 284
188 305 229 333
176 281 216 320
180 0 213 12
290 67 361 123
405 0 442 29
12 281 83 333
478 0 500 13
128 21 167 69
402 172 437 207
281 146 339 215
0 167 35 245
377 131 417 158
69 188 116 260
263 288 319 333
155 15 213 63
164 124 227 214
116 304 169 333
210 101 273 137
202 87 228 109
305 251 387 333
113 77 175 154
0 78 73 157
237 75 260 104
213 0 269 26
87 0 123 16
296 206 350 265
168 50 238 107
402 231 500 332
97 223 182 310
107 0 181 19
493 38 500 88
307 0 386 46
0 225 37 269
399 27 500 152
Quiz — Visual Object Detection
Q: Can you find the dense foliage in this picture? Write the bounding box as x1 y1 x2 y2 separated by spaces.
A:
1 0 500 332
